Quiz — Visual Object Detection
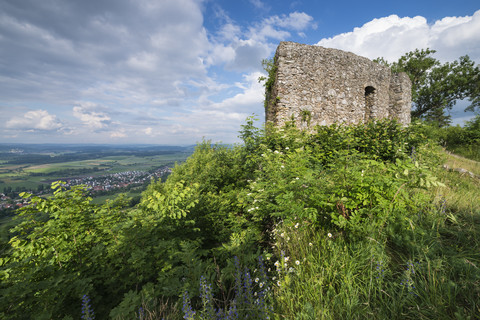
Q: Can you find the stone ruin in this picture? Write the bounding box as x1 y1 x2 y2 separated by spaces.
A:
265 42 412 129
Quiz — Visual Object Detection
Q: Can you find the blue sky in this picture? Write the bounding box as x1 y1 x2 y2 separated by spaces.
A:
1 0 479 145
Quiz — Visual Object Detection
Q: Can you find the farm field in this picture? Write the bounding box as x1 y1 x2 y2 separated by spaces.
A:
0 144 193 195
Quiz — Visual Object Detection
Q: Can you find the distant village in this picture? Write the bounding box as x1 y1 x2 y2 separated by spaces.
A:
0 166 171 210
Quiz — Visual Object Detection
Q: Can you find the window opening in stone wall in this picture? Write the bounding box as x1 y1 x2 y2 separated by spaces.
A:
364 86 376 122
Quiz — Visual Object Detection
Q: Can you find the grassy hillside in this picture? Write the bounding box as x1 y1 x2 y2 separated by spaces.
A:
0 119 478 319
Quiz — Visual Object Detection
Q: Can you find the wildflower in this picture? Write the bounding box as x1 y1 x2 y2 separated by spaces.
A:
280 232 285 238
182 291 195 319
295 260 300 265
295 177 299 180
255 277 259 283
284 256 290 262
274 261 280 268
277 281 281 286
261 153 265 157
287 237 290 241
327 233 332 238
81 295 95 320
285 147 289 150
440 197 446 214
281 165 285 169
274 150 279 154
138 307 145 319
295 223 300 228
309 242 313 247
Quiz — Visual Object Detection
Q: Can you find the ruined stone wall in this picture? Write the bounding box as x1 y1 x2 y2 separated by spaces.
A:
266 42 411 129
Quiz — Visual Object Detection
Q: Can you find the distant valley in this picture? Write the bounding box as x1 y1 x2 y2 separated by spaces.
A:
0 144 194 213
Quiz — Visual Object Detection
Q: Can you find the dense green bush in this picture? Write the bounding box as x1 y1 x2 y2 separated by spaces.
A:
415 114 480 161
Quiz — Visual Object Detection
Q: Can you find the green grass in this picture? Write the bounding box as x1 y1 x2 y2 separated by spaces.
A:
24 160 113 174
271 154 480 319
448 144 480 162
444 152 480 177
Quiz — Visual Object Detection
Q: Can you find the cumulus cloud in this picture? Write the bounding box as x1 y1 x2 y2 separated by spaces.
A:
73 102 111 129
316 10 480 63
169 72 265 142
6 109 63 131
266 12 316 31
208 72 265 113
208 11 316 71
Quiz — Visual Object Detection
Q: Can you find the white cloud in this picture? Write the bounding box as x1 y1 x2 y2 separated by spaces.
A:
6 109 63 131
0 0 210 107
209 11 316 71
162 71 266 143
249 0 267 10
144 127 153 136
209 72 265 113
268 12 316 31
248 12 316 42
73 102 111 129
316 10 480 63
110 129 127 138
126 52 158 71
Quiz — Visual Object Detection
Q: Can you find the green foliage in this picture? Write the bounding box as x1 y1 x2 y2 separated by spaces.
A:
181 256 273 319
271 163 480 319
259 57 278 112
413 115 480 161
377 49 480 126
1 115 478 319
237 120 442 239
1 182 125 318
259 58 277 93
0 178 207 319
300 109 312 126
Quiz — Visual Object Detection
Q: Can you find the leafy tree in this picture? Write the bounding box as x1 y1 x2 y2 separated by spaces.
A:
464 113 480 136
375 49 480 126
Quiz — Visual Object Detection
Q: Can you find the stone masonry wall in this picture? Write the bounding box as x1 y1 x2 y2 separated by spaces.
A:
266 42 411 129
